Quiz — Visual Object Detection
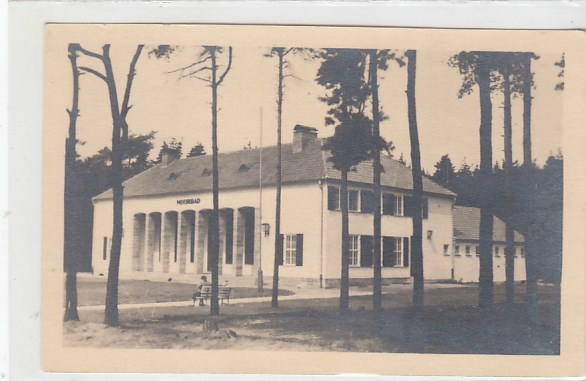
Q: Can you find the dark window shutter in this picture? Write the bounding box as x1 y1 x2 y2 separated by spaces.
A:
404 196 413 217
103 237 108 260
360 235 373 267
295 234 304 266
422 198 429 219
403 237 410 268
328 186 339 210
382 193 394 215
360 191 375 214
382 237 394 267
277 234 284 266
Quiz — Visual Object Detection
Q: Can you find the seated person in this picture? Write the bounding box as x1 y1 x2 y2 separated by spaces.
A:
193 276 211 306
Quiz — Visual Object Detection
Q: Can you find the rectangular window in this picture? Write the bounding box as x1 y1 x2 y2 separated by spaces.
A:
443 244 450 256
475 245 480 256
465 245 471 256
284 234 297 266
394 195 404 216
102 237 108 260
515 247 519 258
328 186 340 210
455 245 460 256
348 190 359 212
349 235 360 267
393 238 403 267
494 246 500 256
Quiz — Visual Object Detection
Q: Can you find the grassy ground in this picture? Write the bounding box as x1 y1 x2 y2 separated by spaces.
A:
65 283 560 354
75 279 294 306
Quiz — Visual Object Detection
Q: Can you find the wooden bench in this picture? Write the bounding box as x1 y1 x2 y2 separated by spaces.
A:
192 286 232 305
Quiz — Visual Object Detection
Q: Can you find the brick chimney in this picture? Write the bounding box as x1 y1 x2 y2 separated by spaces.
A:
292 125 318 153
161 152 179 167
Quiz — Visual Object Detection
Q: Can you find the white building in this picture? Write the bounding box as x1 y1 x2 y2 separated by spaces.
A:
92 125 524 287
451 206 526 283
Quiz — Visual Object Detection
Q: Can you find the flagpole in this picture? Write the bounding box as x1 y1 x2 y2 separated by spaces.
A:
257 107 264 292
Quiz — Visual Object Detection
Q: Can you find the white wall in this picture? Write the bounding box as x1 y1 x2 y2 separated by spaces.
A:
92 181 457 283
91 181 324 280
422 196 454 280
452 242 527 283
322 185 454 282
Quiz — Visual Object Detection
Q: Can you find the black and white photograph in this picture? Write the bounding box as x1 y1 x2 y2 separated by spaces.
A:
41 24 586 376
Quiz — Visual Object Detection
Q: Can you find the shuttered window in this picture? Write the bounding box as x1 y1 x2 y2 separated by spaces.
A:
328 186 340 210
360 236 411 268
403 196 429 219
282 234 303 267
296 234 304 266
360 191 375 213
403 237 410 268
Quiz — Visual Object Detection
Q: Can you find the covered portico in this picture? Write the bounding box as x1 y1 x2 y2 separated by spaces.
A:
130 206 261 277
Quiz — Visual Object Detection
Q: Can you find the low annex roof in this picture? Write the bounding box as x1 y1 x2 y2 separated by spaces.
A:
94 138 455 201
453 206 525 243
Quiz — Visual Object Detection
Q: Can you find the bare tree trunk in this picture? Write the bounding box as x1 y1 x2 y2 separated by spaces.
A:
209 48 221 317
64 271 79 321
64 44 80 322
101 45 123 327
369 50 383 315
339 170 350 317
74 43 142 326
406 50 424 352
99 45 143 327
478 53 495 342
272 49 284 308
522 54 539 336
503 60 515 305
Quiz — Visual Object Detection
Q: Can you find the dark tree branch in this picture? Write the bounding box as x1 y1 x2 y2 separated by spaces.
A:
72 44 106 61
216 47 233 86
79 66 108 83
166 55 211 74
120 45 145 120
180 66 212 79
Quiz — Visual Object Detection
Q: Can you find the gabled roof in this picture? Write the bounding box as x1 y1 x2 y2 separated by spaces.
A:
94 138 455 201
453 206 525 243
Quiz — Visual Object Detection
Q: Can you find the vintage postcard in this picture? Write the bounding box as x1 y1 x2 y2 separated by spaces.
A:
42 24 586 376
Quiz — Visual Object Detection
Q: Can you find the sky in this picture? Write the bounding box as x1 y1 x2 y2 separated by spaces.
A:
70 44 564 173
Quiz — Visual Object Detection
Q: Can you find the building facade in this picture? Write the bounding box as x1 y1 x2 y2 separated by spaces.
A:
92 126 524 287
451 206 526 283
